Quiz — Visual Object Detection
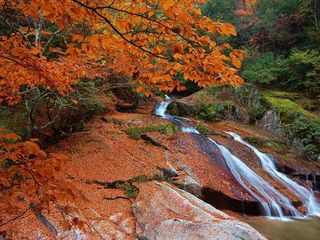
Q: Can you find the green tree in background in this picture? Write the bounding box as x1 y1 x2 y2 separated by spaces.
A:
299 0 320 49
202 0 238 23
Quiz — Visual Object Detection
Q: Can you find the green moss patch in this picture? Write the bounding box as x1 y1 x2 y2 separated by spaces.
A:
261 89 301 100
264 96 315 122
196 123 212 135
126 124 178 139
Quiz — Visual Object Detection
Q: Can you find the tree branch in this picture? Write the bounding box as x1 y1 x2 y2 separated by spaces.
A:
71 0 167 59
0 208 31 228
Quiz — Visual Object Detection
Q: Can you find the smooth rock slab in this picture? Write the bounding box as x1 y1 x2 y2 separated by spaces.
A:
133 181 267 240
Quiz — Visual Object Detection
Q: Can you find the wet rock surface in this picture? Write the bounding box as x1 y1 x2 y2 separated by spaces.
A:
170 133 257 204
0 105 268 239
133 181 267 240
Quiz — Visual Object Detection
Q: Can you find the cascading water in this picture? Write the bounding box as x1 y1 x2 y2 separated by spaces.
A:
154 97 320 220
154 100 199 133
154 101 170 117
227 131 320 217
209 138 302 218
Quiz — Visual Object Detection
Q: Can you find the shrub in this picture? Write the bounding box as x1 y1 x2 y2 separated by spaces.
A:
78 97 107 116
74 79 108 116
288 116 320 160
117 183 139 199
202 0 238 23
0 129 82 228
0 78 109 142
0 106 28 137
248 103 267 123
278 50 320 96
241 52 283 84
244 50 320 96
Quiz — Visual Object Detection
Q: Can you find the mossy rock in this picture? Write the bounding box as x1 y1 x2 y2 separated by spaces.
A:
126 124 179 139
174 84 320 161
194 101 248 123
261 89 301 100
194 84 267 123
259 90 320 161
167 101 195 117
196 123 212 135
263 96 312 122
244 136 285 154
244 136 264 148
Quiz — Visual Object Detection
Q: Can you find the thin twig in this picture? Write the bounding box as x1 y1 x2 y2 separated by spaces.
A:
0 208 31 228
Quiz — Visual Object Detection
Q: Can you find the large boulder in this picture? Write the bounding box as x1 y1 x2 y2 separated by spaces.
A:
133 181 267 240
167 101 195 117
256 110 284 137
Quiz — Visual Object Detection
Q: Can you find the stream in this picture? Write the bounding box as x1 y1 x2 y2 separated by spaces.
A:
154 97 320 238
244 217 320 240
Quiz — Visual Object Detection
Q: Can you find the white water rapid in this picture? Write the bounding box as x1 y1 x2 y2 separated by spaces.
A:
154 97 320 220
227 131 320 217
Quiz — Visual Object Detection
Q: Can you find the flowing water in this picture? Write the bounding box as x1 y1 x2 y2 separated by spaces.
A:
244 217 320 240
227 132 320 217
210 139 301 218
154 97 320 220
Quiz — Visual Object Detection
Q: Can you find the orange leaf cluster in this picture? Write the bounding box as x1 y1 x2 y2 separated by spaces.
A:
0 35 97 105
0 128 83 229
0 0 245 103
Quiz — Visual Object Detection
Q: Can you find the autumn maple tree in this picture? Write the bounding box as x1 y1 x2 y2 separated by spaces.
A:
0 0 244 104
0 0 245 234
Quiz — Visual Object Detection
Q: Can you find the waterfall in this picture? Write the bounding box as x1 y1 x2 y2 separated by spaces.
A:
154 101 170 117
227 131 320 217
210 138 302 218
154 97 320 220
154 98 199 133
